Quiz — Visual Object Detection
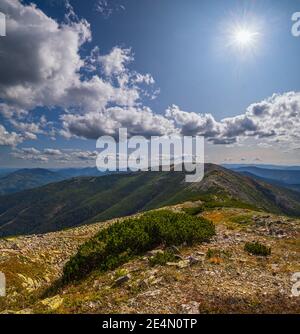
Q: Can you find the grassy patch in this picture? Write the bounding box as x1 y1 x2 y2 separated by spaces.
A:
206 248 231 259
62 210 215 283
229 214 254 225
244 242 271 256
203 198 257 211
183 195 258 220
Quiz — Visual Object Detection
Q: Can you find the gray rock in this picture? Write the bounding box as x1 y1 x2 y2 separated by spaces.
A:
113 275 131 287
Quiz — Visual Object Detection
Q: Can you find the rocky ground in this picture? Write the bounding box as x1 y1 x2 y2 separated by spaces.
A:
0 204 300 314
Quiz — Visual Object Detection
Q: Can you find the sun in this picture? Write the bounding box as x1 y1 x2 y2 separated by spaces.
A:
219 13 264 59
229 26 260 51
234 29 256 46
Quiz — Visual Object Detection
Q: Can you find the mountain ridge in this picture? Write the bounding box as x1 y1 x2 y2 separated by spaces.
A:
230 166 300 185
0 168 66 195
0 164 300 237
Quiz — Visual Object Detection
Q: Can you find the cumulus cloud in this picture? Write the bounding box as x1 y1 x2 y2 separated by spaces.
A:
11 147 49 163
9 119 44 136
0 0 91 110
0 0 299 157
0 0 162 146
0 103 27 119
245 91 300 142
11 147 98 165
71 150 97 161
165 105 220 137
0 0 141 114
22 132 38 141
0 125 23 146
7 114 55 142
166 92 300 145
61 106 176 139
98 47 133 77
21 147 41 155
44 148 63 156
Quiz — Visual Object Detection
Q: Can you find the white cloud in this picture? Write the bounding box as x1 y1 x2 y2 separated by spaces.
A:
44 148 63 156
23 132 37 141
0 0 140 115
166 105 220 137
0 0 91 110
7 115 55 142
0 0 160 146
133 73 155 85
0 125 23 146
9 120 43 134
0 0 299 156
71 150 97 161
0 103 27 119
61 106 176 139
95 0 125 19
21 147 41 155
99 47 133 77
11 147 48 163
245 91 300 142
11 147 98 165
166 92 300 145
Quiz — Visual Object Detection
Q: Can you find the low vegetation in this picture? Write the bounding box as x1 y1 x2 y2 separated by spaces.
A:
183 206 204 216
244 242 271 256
198 194 258 211
148 250 178 267
62 210 215 283
206 248 231 259
229 214 254 225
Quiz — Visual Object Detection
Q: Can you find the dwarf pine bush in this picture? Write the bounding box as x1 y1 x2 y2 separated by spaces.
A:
244 242 271 256
63 210 215 283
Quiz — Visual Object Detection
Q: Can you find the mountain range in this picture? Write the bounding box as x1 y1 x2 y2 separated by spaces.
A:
228 166 300 192
0 167 108 195
1 164 300 238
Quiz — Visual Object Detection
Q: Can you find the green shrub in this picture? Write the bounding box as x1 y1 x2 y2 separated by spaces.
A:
244 242 271 256
183 206 204 216
63 210 215 283
148 250 178 267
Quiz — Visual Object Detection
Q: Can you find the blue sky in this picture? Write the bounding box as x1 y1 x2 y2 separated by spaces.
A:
37 0 300 117
0 0 300 167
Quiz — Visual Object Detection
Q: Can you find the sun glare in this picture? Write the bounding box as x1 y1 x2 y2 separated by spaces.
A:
229 25 260 52
234 29 256 45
